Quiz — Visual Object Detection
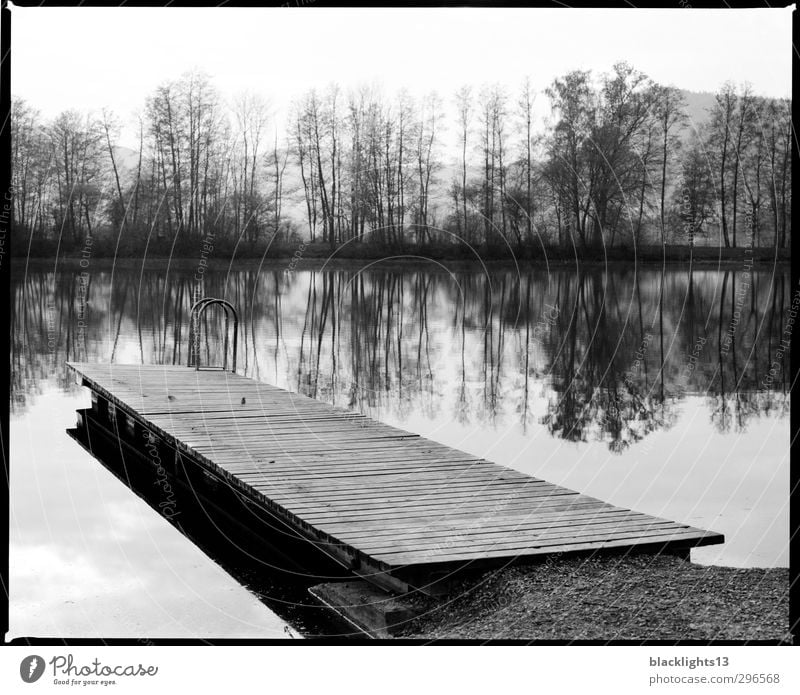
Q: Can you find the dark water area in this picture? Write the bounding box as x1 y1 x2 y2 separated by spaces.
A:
10 260 792 637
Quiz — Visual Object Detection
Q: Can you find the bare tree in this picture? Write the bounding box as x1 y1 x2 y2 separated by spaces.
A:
709 82 737 248
653 84 687 246
519 77 536 244
101 109 126 228
730 84 754 247
455 86 472 240
414 92 442 244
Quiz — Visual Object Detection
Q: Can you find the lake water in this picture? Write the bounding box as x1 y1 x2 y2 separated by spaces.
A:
10 260 791 638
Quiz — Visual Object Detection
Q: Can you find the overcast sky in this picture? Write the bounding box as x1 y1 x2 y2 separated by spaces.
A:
11 5 794 147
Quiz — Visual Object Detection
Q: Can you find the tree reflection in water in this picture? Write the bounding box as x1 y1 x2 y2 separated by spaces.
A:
12 263 790 452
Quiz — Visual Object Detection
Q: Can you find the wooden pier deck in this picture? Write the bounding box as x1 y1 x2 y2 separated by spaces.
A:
67 362 724 593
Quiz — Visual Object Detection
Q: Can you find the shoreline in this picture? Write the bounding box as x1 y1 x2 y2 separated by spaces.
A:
389 555 791 642
12 251 791 273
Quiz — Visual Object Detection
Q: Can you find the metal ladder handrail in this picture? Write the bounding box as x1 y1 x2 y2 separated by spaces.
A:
188 297 238 372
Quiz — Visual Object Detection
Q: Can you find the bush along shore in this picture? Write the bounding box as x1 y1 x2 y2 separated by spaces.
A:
395 554 791 642
13 238 792 265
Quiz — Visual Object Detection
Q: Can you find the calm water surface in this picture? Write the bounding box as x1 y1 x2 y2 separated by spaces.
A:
10 261 791 638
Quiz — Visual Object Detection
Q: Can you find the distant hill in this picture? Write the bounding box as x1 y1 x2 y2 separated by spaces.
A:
112 145 139 176
681 89 716 135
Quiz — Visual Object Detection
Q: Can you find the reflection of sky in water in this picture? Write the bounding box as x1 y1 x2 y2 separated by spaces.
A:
10 264 790 637
10 386 294 639
392 398 787 569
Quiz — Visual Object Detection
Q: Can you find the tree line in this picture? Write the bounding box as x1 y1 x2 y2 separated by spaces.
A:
10 64 792 256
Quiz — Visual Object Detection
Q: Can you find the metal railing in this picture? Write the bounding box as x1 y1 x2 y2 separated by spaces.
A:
188 297 238 372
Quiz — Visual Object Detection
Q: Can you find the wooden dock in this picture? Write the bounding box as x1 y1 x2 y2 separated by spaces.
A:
66 362 724 594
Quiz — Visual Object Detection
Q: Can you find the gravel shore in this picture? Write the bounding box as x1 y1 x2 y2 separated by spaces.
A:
399 555 792 642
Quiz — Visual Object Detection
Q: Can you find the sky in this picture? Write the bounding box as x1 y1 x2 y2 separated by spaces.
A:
10 5 795 147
